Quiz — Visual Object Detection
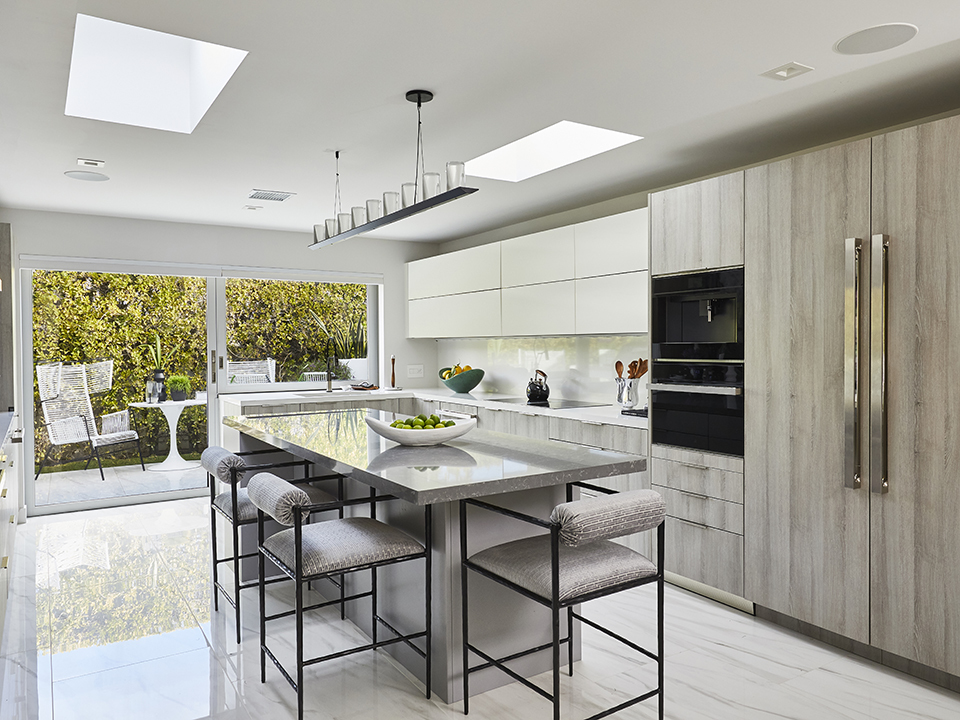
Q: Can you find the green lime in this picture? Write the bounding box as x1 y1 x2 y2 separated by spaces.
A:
417 414 428 421
444 420 456 427
402 424 413 430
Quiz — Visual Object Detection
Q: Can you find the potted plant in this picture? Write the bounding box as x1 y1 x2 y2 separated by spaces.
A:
166 374 191 402
144 332 167 401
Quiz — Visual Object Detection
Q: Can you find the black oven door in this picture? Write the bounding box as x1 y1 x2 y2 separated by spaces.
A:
651 385 744 456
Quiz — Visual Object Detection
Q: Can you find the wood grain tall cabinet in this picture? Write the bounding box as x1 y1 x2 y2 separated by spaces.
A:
743 139 872 644
745 114 960 676
870 115 960 676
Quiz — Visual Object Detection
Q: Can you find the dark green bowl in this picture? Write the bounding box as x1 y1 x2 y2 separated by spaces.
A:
440 367 485 393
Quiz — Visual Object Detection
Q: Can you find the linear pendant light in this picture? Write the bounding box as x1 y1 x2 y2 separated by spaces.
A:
310 90 478 250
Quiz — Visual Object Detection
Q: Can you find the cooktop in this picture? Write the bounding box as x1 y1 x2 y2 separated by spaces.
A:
493 397 609 410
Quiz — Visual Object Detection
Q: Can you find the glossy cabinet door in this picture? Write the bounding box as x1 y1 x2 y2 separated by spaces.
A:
650 171 744 276
574 208 648 278
870 115 960 676
575 271 648 334
501 226 575 288
407 290 501 338
501 281 575 336
407 243 500 299
743 140 871 643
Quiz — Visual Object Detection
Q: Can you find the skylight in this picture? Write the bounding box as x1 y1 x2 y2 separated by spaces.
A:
465 121 642 182
64 14 248 134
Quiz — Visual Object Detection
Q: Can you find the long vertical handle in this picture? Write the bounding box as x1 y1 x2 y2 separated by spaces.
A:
210 349 217 384
870 234 889 494
843 238 862 489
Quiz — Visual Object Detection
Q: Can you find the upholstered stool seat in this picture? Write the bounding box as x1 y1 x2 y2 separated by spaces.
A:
470 536 657 603
263 517 424 576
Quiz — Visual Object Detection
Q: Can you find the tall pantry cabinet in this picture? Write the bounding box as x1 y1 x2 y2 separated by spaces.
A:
745 114 960 675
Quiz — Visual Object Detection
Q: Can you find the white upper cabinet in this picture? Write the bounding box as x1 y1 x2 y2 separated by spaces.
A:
407 242 500 299
408 289 501 338
500 226 575 288
501 281 576 336
575 271 648 334
574 208 648 278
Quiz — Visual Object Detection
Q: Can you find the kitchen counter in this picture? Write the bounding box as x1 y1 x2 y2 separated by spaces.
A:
225 408 645 505
219 386 647 430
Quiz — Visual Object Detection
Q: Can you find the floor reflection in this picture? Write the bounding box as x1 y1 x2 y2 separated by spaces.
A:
35 464 207 507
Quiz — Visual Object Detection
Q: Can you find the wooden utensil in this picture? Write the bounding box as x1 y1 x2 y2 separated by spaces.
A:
615 360 623 379
638 358 648 378
627 360 639 379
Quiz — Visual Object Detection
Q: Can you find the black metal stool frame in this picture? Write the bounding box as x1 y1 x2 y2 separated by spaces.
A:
460 481 664 720
209 448 344 643
256 488 433 720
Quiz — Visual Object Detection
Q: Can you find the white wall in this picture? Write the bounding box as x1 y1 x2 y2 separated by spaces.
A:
0 207 443 388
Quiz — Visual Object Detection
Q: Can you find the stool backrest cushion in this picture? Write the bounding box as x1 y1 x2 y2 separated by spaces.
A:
550 489 665 547
247 473 311 526
201 446 247 484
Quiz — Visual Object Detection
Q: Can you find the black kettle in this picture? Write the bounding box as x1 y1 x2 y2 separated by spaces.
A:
526 369 550 403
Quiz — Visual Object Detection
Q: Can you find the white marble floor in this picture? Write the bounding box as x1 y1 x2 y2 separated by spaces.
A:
1 497 959 720
35 463 207 507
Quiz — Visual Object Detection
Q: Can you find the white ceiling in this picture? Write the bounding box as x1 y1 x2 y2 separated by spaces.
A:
3 1 960 244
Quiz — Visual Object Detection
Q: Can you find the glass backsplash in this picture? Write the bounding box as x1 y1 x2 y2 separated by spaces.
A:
437 335 649 405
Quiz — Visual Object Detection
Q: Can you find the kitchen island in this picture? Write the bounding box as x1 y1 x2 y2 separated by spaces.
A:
224 407 647 703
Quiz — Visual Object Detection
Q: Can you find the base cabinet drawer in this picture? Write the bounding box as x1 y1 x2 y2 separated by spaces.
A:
653 485 743 534
549 417 646 454
479 409 549 440
664 518 743 597
650 448 743 503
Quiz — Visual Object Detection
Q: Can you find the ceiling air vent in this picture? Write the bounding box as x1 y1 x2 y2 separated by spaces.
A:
761 62 814 81
248 189 296 202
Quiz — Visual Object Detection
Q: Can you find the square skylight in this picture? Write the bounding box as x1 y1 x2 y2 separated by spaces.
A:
65 14 248 134
465 121 642 182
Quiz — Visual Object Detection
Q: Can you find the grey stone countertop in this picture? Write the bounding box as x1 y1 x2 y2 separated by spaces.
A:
221 386 648 430
224 408 646 506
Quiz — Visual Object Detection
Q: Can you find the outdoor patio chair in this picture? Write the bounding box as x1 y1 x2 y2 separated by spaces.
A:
227 358 276 384
35 362 145 482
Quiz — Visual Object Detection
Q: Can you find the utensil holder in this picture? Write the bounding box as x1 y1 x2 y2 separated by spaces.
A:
616 377 640 409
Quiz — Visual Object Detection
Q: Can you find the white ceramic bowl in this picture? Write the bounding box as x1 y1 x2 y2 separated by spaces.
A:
365 415 476 447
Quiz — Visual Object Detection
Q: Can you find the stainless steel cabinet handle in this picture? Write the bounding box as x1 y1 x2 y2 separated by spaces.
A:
649 383 742 396
870 234 889 494
672 516 712 531
210 349 217 384
844 237 863 489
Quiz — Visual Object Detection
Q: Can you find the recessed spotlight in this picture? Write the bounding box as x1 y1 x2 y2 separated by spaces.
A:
465 121 642 183
64 170 109 181
835 23 918 55
761 62 814 81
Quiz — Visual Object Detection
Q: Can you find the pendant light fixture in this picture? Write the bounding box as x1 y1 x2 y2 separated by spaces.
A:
310 89 478 249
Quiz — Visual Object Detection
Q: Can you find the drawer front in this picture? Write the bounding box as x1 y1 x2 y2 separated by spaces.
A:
651 443 743 473
650 456 743 503
654 485 743 534
549 417 646 454
438 402 479 417
479 408 549 440
664 518 744 597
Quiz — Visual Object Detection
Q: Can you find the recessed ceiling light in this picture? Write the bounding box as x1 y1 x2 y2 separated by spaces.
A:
465 120 642 183
835 23 918 55
761 62 815 81
64 170 109 182
64 14 248 134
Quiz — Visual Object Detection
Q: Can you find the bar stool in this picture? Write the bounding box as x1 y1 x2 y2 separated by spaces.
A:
247 472 432 720
460 484 666 720
203 446 343 644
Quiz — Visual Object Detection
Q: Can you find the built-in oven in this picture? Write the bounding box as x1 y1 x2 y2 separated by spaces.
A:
650 268 744 456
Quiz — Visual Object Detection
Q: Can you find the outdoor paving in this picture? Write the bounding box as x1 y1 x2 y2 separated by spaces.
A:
35 463 207 506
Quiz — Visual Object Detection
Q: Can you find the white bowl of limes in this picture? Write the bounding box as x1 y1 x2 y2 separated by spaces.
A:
365 413 477 447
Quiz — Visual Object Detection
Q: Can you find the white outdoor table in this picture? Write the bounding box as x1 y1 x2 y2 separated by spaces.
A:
130 399 207 472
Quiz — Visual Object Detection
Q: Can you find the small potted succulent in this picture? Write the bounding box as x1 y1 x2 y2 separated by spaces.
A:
166 375 191 402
